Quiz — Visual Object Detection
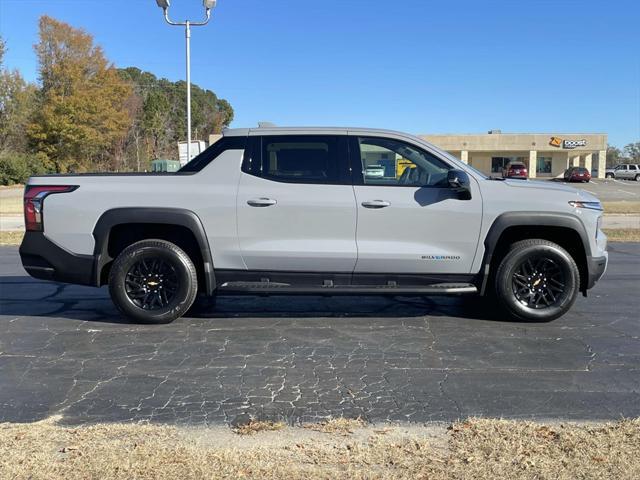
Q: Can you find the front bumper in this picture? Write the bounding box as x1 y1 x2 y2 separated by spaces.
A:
586 253 608 290
19 231 96 286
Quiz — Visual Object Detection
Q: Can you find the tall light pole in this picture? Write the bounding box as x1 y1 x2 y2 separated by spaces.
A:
155 0 216 164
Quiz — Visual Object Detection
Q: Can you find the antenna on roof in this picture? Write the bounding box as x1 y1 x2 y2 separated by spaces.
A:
258 122 276 128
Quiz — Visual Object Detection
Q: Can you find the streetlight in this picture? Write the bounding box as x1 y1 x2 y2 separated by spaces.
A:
155 0 216 164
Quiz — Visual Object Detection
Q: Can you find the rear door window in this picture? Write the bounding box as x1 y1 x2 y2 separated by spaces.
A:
243 135 349 185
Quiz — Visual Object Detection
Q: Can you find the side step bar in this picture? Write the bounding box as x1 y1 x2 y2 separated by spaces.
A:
218 281 478 295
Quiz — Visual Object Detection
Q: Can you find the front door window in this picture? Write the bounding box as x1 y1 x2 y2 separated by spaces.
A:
358 137 450 187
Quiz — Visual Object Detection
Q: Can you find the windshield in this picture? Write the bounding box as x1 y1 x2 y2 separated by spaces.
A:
464 163 489 179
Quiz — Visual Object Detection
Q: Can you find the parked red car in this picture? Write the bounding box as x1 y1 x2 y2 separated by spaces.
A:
502 161 528 179
564 166 591 183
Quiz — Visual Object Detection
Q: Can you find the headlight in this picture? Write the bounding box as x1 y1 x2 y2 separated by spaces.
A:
569 201 603 211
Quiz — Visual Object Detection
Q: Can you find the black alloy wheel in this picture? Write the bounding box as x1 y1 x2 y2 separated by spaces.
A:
495 239 579 322
124 257 180 310
109 239 198 324
511 256 566 309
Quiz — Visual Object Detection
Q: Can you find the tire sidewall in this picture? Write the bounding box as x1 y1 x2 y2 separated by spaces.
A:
496 243 578 322
109 242 197 324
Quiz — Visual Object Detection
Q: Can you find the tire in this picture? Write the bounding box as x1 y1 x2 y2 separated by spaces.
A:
635 174 640 182
605 173 614 179
494 239 579 322
108 239 198 324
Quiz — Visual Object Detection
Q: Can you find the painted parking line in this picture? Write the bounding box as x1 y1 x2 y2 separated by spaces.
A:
617 189 638 196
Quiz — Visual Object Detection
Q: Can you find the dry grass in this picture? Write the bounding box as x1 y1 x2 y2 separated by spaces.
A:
0 194 22 215
1 416 639 480
0 230 23 245
232 420 285 436
304 417 367 435
603 201 640 214
603 228 640 242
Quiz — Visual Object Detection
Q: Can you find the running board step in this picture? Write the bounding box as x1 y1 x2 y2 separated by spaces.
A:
218 282 478 295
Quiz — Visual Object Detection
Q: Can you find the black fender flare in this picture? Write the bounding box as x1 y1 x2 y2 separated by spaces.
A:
479 212 592 294
92 208 215 294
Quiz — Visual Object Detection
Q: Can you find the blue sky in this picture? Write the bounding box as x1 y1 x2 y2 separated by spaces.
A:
1 0 639 147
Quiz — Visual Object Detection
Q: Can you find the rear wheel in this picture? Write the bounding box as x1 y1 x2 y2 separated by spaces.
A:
108 239 198 324
494 239 579 322
635 174 640 182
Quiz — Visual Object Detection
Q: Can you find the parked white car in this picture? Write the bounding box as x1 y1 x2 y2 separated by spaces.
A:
365 165 385 178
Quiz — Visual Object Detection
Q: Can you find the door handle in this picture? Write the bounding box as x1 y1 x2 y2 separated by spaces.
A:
247 197 277 207
361 200 391 209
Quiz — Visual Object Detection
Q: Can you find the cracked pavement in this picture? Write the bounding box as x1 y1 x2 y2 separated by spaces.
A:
0 244 638 426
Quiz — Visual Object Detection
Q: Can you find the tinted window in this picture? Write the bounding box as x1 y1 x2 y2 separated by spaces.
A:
179 136 247 172
247 135 344 184
630 165 638 171
358 137 451 187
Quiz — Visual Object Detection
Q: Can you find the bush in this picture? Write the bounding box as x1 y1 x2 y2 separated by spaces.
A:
0 153 46 185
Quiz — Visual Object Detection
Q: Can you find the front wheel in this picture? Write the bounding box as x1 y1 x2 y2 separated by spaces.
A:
605 173 614 179
494 239 579 322
108 239 198 324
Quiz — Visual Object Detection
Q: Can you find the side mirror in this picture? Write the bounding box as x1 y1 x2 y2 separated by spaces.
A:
447 169 472 200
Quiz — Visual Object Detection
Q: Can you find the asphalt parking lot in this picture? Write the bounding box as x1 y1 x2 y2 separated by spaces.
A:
0 244 638 426
559 177 640 201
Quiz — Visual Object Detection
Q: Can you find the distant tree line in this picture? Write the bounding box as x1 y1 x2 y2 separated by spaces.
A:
607 143 640 168
0 16 233 185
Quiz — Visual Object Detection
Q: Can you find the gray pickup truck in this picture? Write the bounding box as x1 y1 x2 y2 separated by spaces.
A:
20 126 608 324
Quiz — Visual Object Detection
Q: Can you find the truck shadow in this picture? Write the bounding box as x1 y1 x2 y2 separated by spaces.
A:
0 276 523 324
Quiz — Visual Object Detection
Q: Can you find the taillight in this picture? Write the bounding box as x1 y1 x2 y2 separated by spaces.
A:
24 185 77 232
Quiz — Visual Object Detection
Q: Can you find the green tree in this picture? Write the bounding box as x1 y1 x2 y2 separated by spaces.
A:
606 145 624 167
28 16 133 172
0 36 37 153
624 142 640 162
117 66 234 163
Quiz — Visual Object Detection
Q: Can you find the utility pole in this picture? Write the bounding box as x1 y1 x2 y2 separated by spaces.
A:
155 0 216 164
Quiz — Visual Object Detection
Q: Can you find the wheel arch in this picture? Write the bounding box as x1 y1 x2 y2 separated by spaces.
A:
93 208 215 295
480 212 592 295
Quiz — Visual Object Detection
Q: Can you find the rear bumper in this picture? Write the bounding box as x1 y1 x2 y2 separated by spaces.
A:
19 231 96 286
586 253 608 290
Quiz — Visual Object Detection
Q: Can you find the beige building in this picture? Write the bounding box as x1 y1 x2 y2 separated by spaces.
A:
421 131 607 179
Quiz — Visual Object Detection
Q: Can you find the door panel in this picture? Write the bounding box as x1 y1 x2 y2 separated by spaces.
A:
354 185 482 273
236 135 357 272
352 135 482 274
237 173 357 271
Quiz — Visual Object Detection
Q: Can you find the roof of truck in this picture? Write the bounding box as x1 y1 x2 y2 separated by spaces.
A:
221 125 419 138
